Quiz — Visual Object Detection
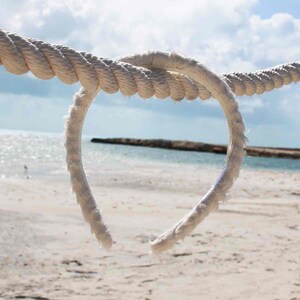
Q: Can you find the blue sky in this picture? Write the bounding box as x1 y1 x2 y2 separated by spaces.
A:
0 0 299 147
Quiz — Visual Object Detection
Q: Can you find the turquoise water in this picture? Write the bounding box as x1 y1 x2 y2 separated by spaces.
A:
88 140 300 172
0 130 299 179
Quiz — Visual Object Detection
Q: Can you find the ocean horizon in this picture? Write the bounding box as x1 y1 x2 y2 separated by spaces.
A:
1 129 299 180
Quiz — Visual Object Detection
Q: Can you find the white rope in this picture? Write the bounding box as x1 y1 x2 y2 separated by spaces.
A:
1 31 299 100
0 29 298 253
65 88 113 249
119 52 246 254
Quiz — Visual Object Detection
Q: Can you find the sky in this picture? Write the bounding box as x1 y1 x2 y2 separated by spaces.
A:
0 0 299 147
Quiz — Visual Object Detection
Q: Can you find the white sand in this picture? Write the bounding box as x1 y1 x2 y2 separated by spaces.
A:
0 162 299 299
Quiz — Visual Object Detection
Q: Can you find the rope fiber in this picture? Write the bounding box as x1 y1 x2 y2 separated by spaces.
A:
1 29 299 254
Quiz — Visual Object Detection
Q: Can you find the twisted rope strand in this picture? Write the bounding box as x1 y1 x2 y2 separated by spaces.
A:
65 87 113 249
1 30 299 100
0 29 298 253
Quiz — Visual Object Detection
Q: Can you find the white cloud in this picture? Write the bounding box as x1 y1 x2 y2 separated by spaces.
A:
1 0 298 71
0 0 299 146
239 96 265 113
279 89 300 124
246 13 300 64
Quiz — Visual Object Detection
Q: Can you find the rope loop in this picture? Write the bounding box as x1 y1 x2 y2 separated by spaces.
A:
0 29 299 253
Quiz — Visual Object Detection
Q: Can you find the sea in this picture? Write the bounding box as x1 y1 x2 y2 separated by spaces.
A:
0 130 299 179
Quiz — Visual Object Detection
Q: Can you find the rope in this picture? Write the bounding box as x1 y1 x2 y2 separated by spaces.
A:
0 29 298 254
65 52 246 254
1 31 299 100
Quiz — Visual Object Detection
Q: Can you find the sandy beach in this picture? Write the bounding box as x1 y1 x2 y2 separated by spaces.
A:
0 148 299 300
1 0 300 298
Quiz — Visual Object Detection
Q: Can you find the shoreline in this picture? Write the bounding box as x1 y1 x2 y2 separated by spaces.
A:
91 137 300 159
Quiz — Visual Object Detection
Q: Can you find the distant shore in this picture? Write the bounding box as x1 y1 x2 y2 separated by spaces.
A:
91 137 300 159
